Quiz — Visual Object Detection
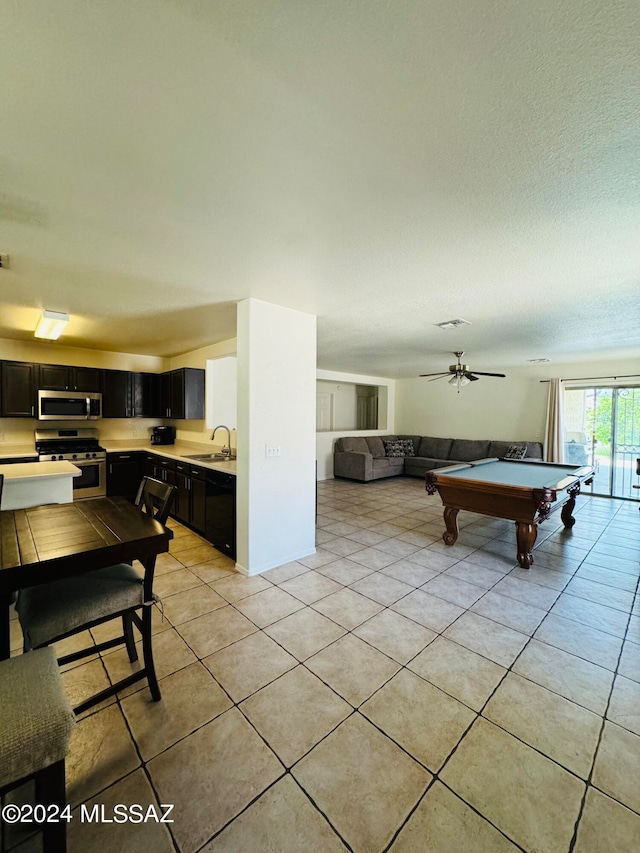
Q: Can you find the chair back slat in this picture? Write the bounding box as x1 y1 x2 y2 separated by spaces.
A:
134 477 175 524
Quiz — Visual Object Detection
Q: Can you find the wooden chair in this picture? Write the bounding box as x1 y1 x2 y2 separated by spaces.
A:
16 477 175 715
0 647 75 853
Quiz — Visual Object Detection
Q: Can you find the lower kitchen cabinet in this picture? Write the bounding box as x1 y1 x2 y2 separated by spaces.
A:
173 462 206 533
106 452 145 502
143 453 236 558
174 462 191 524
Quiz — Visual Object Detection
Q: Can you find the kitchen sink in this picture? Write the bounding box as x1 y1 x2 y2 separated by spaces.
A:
183 453 236 461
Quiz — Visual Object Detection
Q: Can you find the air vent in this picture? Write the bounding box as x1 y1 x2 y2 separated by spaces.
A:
436 318 471 330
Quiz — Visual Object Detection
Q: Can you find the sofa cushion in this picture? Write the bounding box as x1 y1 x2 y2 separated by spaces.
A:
339 437 369 453
450 439 491 462
488 441 514 459
524 441 543 459
372 457 391 469
365 436 388 457
398 435 421 456
489 440 543 460
504 444 527 460
418 437 453 459
383 440 406 457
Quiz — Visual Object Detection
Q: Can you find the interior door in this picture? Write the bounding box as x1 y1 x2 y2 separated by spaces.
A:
316 392 334 431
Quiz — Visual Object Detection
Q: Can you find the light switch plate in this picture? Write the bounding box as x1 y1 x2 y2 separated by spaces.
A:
265 445 281 457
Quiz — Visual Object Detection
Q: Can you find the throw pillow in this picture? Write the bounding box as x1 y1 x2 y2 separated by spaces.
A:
504 444 527 460
384 440 405 457
401 439 415 457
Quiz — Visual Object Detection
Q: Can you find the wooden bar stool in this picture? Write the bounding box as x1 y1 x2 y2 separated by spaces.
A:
0 648 75 852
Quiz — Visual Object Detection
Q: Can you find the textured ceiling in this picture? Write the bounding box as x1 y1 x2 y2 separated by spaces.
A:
1 0 639 377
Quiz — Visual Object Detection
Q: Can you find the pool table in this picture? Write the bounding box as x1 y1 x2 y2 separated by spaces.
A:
425 458 595 569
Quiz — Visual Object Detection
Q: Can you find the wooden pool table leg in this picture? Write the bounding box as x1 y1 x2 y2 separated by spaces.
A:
515 521 537 569
560 485 580 528
443 507 459 545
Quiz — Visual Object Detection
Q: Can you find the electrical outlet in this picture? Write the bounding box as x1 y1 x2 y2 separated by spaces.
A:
265 445 281 457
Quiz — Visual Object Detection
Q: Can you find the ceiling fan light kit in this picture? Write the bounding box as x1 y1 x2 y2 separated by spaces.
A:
419 351 506 393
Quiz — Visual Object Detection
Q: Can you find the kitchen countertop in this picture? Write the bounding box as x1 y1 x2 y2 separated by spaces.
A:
0 460 81 510
101 441 237 475
0 446 38 461
0 442 237 475
0 460 81 479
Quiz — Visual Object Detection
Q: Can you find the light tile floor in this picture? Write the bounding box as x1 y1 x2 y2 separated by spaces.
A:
4 477 640 853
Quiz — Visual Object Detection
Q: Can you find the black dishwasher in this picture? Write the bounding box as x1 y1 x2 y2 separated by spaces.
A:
205 470 236 559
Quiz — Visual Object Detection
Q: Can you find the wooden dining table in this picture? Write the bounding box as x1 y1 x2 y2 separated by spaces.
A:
0 497 173 660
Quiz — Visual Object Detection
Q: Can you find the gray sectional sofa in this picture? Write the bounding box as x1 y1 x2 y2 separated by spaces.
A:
333 434 544 482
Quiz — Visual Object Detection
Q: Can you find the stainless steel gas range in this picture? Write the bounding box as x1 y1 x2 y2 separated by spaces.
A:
35 428 107 499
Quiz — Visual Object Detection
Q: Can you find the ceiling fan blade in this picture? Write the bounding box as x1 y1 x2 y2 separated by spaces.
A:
468 371 506 377
419 372 449 378
464 372 480 381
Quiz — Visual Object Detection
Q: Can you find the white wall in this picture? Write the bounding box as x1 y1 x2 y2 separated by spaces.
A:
206 356 238 431
395 357 640 443
236 299 316 575
316 369 396 480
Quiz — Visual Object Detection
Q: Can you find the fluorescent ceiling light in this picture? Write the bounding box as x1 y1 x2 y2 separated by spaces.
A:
34 310 69 340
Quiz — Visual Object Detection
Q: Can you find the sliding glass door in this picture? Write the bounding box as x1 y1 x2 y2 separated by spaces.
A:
564 386 640 499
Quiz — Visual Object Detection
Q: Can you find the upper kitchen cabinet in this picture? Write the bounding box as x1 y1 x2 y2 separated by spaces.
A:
130 372 154 418
38 364 102 392
1 361 37 418
172 368 205 419
101 369 131 418
157 368 205 419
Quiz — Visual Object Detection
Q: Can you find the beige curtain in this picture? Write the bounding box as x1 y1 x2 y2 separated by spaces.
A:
544 378 565 462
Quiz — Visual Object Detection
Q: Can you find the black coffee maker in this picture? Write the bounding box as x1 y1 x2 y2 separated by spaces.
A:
151 426 176 445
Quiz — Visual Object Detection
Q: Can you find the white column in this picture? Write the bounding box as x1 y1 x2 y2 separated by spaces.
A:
236 298 317 575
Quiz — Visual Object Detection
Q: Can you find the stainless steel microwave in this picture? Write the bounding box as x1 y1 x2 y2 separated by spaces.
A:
37 390 102 420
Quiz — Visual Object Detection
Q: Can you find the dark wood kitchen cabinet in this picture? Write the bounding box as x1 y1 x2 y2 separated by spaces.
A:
172 461 206 531
38 364 101 392
156 369 204 419
144 453 161 481
1 361 37 418
174 461 191 524
144 453 235 555
106 451 144 502
130 372 154 418
102 370 131 418
174 368 205 419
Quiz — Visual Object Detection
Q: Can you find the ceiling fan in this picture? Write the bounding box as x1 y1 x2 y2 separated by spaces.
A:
419 352 506 392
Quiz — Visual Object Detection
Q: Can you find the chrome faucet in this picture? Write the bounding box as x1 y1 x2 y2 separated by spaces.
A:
211 425 232 457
